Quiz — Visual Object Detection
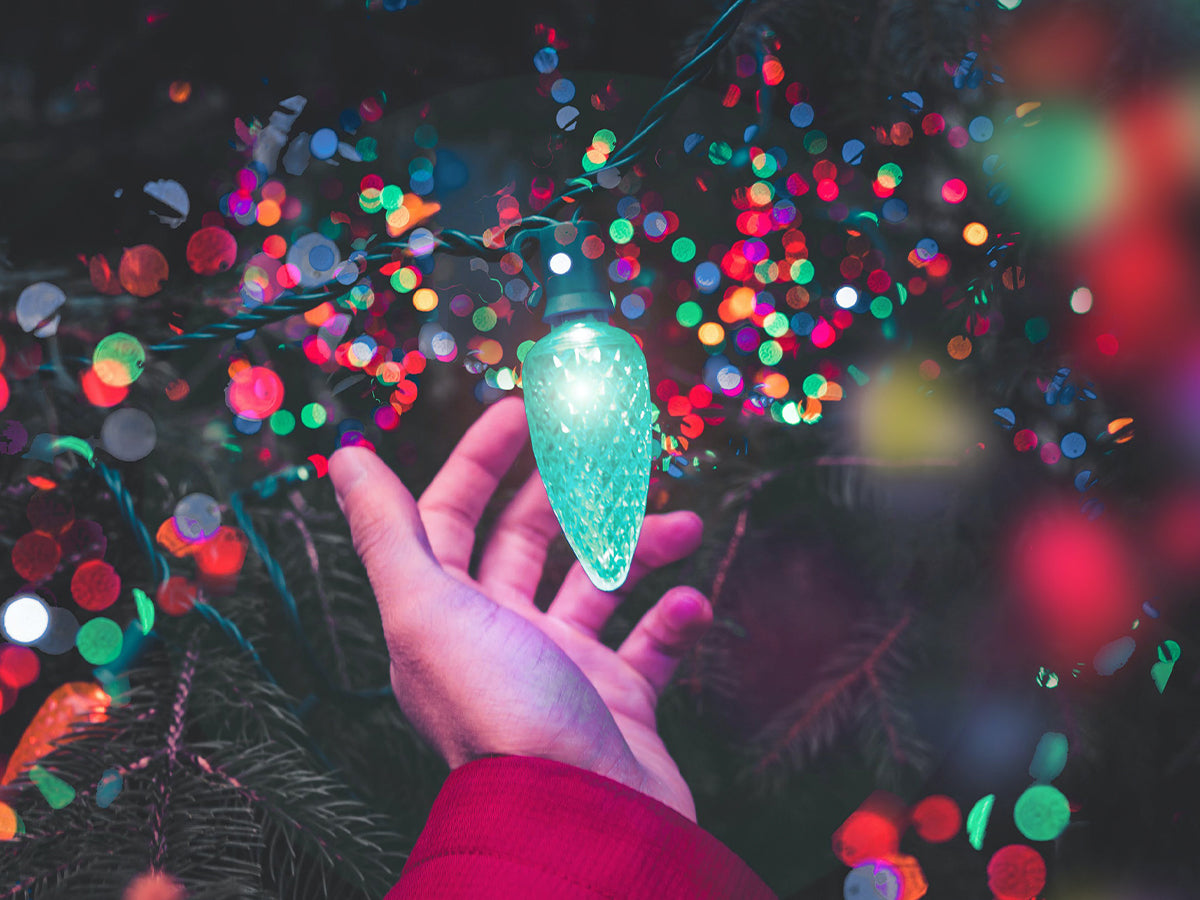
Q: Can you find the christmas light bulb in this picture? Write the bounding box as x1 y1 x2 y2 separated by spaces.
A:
522 223 654 590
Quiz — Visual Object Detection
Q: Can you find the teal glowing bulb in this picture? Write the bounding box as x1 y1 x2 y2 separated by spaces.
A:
523 314 654 590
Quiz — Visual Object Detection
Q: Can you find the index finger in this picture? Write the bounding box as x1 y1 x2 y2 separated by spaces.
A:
329 445 442 638
417 396 531 576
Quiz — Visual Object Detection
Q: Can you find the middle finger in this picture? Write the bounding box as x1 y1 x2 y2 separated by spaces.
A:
417 396 530 575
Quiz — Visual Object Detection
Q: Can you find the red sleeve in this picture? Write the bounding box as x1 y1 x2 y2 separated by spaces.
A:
386 755 777 900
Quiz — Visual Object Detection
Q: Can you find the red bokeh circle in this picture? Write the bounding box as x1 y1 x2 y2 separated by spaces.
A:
186 226 238 276
0 644 40 689
156 576 198 617
12 531 61 582
987 844 1046 900
910 795 962 843
71 559 122 611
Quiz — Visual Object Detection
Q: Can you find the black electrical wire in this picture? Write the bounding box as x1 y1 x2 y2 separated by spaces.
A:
542 0 752 214
147 0 749 354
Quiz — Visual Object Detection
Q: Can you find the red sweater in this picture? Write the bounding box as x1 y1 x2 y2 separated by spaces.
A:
387 756 777 899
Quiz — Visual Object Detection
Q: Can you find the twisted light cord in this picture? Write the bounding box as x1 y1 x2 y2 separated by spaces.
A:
543 0 752 214
93 454 390 700
48 0 754 703
145 0 749 351
93 457 279 688
149 221 569 354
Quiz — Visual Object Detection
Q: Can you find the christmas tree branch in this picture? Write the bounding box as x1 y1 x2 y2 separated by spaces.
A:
751 609 914 776
709 506 750 610
1 618 406 899
864 666 907 767
678 469 782 700
149 635 199 868
278 510 350 690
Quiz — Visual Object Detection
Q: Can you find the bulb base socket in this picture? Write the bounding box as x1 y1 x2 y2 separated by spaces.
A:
535 221 614 323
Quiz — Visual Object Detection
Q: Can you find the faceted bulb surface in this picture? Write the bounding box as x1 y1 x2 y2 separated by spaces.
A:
523 318 654 590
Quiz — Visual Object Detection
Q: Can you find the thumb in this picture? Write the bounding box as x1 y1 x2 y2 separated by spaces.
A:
329 446 441 622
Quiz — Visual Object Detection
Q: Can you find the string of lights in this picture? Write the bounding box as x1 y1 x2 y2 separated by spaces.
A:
44 0 751 708
543 0 751 214
144 0 748 354
94 452 392 701
94 458 283 690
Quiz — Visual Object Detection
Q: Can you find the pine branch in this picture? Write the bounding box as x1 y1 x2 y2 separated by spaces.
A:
675 505 750 704
158 481 448 833
277 509 351 689
676 469 781 709
746 609 920 781
856 668 933 787
181 745 404 897
148 634 200 869
242 498 390 699
1 617 407 899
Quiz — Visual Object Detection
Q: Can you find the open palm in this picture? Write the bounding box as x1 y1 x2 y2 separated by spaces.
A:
329 397 711 821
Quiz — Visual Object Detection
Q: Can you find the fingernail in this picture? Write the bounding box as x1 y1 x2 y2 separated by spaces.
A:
329 448 368 511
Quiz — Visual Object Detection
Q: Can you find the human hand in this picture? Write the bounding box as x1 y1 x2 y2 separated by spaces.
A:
329 397 711 821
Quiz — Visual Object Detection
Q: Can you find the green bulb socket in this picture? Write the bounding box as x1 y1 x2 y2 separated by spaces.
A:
532 221 615 325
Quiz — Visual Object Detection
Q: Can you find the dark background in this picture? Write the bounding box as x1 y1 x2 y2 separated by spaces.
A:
3 1 1200 898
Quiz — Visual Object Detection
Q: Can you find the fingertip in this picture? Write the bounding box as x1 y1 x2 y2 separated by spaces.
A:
665 586 711 630
329 445 375 501
626 510 705 578
470 396 530 453
493 394 526 413
329 443 376 470
666 510 704 553
676 510 704 538
617 585 713 696
487 395 528 427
